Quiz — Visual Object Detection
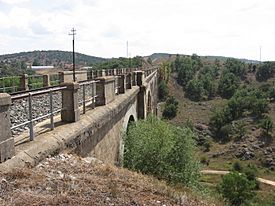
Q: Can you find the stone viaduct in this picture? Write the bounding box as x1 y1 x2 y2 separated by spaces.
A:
0 68 158 169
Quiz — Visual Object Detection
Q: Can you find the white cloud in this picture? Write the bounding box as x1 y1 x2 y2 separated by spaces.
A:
0 0 275 60
0 0 30 4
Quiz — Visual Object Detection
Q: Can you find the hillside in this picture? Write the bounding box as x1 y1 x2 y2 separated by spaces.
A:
0 153 211 206
148 53 260 65
0 50 105 68
159 55 275 205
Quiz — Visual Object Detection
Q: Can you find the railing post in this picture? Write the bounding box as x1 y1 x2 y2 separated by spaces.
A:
126 73 132 89
61 82 80 122
113 69 117 76
59 72 64 84
0 93 15 162
43 74 50 87
20 74 28 91
102 69 106 77
136 71 145 86
95 76 115 106
132 72 137 86
118 75 126 94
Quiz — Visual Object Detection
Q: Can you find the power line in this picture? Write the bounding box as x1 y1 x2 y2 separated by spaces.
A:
69 28 76 82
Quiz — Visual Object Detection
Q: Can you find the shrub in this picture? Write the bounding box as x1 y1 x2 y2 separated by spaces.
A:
217 172 256 206
232 161 243 172
162 96 179 119
217 124 232 141
256 62 274 81
158 80 168 101
218 72 240 98
124 115 201 189
185 79 204 101
260 116 273 136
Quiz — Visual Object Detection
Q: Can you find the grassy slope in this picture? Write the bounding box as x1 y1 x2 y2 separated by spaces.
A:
167 72 275 173
166 72 275 203
0 153 213 206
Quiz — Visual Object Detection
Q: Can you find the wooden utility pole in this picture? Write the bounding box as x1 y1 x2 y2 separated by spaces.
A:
69 28 76 82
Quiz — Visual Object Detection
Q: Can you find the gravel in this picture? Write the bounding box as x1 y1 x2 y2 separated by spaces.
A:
10 91 62 136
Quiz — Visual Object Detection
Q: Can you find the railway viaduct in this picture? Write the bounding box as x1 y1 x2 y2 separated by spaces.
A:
0 68 158 169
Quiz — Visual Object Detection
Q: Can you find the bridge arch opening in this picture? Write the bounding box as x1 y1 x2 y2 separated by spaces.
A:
118 114 136 166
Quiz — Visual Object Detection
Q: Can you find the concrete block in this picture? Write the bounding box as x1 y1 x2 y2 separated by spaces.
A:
0 93 15 163
19 74 28 91
61 82 80 122
96 76 115 106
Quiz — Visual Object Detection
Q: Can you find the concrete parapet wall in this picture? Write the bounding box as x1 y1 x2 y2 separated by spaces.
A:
0 86 140 170
0 68 159 170
59 70 88 83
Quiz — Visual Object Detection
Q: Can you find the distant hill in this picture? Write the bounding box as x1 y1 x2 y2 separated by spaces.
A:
0 50 106 68
148 53 260 64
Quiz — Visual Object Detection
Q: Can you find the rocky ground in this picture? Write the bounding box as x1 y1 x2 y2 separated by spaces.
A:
10 92 62 136
0 153 211 206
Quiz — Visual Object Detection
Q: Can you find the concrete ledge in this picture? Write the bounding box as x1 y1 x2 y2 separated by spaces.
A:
0 86 140 171
0 93 11 106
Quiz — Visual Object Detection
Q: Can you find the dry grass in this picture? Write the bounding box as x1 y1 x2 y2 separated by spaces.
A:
0 154 212 206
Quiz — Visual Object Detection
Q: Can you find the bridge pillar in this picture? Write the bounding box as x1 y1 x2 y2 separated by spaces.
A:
137 85 146 119
0 93 15 162
20 74 28 91
61 82 80 122
96 76 115 106
43 74 50 87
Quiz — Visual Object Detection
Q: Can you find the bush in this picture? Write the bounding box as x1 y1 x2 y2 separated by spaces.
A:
124 115 201 188
217 124 233 141
232 160 243 172
256 62 274 81
185 79 204 101
260 116 273 136
158 80 168 101
162 96 179 119
218 72 240 98
217 172 256 206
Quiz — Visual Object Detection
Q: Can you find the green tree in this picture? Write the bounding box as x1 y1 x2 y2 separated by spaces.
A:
124 115 201 188
225 58 246 79
158 80 169 101
217 172 256 206
177 57 196 86
162 96 179 119
218 72 240 98
256 62 274 81
185 79 204 101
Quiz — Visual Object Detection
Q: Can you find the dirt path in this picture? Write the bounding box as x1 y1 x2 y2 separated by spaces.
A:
201 170 275 187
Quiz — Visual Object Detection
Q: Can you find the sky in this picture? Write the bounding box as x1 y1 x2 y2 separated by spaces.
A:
0 0 275 61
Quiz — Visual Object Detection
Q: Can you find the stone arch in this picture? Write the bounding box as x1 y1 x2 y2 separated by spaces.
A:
118 102 137 166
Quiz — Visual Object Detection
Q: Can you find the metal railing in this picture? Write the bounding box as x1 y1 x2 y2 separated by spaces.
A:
50 73 60 86
28 75 44 90
11 86 66 141
0 76 20 93
79 80 98 114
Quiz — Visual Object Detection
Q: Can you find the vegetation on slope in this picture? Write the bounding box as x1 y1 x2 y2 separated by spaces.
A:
157 54 275 205
124 115 201 190
0 153 210 206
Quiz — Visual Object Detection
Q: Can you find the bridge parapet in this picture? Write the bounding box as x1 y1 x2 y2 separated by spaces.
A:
0 67 158 164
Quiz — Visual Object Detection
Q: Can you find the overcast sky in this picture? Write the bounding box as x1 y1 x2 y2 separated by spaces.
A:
0 0 274 60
